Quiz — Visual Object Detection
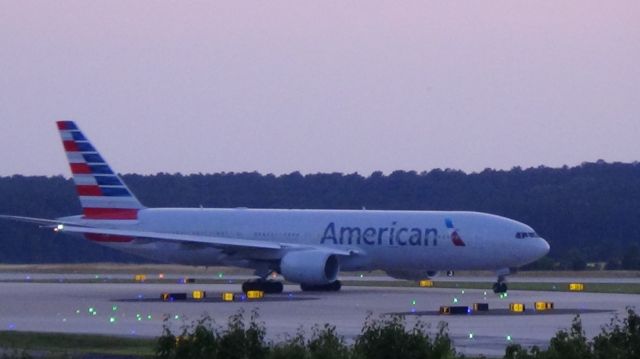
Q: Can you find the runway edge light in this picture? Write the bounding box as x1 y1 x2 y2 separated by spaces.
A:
569 283 584 291
192 290 206 300
535 301 554 311
440 306 470 315
246 290 264 299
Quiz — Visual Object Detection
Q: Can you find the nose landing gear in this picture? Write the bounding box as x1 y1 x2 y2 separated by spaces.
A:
492 281 508 294
492 268 511 294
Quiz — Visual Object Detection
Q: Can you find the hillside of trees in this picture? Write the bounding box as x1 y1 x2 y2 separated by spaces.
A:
1 160 640 269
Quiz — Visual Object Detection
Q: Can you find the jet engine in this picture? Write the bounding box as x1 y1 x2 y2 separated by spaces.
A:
280 250 339 285
386 269 439 281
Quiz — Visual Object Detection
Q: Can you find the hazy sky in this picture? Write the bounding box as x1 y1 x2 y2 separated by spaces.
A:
1 1 638 176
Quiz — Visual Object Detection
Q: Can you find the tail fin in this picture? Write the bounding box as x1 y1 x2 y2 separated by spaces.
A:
57 121 145 220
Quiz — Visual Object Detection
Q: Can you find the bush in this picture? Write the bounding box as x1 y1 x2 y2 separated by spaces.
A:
592 308 640 359
156 309 267 359
504 308 639 359
353 314 456 359
307 324 350 359
268 331 308 359
156 310 461 359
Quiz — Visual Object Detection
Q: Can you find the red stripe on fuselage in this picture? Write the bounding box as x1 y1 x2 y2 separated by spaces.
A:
83 208 139 220
70 163 91 174
76 185 102 196
63 141 78 151
84 233 134 243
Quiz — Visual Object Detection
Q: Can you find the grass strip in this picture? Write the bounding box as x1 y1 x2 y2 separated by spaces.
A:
342 280 640 294
0 331 156 357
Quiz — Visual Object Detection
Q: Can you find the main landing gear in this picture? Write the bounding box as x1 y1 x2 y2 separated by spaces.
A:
300 280 342 292
242 279 284 294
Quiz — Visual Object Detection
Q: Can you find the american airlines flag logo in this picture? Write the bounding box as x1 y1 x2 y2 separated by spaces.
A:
445 218 466 247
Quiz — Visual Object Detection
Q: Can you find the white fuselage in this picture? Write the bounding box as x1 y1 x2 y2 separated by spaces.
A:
66 208 550 274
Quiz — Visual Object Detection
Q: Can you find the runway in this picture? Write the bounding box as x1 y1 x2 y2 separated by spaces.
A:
0 276 637 357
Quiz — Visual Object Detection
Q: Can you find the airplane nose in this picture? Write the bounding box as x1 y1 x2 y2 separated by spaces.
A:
538 238 550 257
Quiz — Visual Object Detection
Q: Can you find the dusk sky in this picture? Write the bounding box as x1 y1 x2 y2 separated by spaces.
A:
1 1 638 176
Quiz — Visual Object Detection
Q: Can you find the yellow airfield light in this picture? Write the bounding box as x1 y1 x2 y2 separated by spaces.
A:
535 301 554 311
192 290 206 300
222 292 235 302
569 283 584 291
509 303 525 312
134 274 146 282
419 280 434 287
246 290 264 299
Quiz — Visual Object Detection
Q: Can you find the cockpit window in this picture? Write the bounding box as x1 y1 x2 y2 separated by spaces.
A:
515 232 539 239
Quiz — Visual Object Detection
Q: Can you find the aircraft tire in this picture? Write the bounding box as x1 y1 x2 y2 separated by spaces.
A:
242 280 283 294
300 280 341 292
492 282 508 294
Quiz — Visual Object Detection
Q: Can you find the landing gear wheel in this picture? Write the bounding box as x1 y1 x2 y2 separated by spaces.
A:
492 282 508 294
300 280 342 292
242 280 284 294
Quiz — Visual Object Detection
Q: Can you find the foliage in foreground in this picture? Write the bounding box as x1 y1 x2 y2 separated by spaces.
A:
505 308 639 359
157 308 640 359
155 309 459 359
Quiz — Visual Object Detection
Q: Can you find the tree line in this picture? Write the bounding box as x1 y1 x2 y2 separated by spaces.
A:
1 160 640 269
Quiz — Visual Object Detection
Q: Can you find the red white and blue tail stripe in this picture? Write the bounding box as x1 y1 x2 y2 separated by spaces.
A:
57 121 145 220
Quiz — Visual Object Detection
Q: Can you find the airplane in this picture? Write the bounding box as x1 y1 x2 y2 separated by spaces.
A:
0 121 550 294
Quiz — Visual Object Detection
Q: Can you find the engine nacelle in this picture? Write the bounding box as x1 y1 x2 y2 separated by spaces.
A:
280 250 340 285
386 269 439 281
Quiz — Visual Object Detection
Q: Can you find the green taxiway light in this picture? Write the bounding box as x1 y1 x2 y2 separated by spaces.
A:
109 317 116 323
469 333 474 339
147 315 152 320
112 305 118 312
174 315 180 320
411 300 416 305
453 297 459 304
507 335 512 341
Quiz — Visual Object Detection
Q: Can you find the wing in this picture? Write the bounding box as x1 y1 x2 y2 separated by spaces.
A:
0 215 356 256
